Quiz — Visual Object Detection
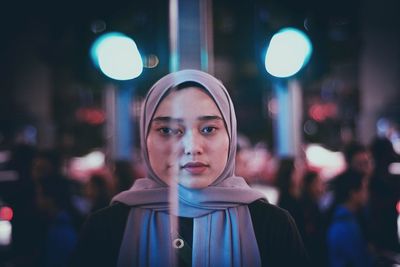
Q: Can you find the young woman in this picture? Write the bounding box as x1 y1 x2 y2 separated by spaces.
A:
72 70 308 267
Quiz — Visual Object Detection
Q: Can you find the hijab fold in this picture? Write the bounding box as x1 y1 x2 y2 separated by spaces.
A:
112 70 265 267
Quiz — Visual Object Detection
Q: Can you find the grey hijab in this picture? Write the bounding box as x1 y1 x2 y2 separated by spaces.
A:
112 69 265 267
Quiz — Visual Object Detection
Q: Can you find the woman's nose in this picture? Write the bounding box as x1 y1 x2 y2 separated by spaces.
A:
182 131 203 155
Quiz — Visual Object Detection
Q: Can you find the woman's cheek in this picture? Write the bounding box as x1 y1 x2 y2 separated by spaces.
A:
151 138 175 167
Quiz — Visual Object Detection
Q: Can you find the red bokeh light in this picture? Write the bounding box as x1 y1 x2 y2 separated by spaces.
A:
0 206 13 221
308 102 338 122
75 108 105 125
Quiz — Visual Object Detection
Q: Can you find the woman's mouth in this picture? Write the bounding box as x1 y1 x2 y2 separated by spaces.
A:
181 162 208 175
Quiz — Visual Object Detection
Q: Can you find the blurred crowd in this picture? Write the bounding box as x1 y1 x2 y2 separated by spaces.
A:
236 135 400 266
0 133 399 267
0 145 146 267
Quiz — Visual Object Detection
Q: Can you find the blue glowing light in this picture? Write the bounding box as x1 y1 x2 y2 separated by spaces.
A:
264 28 312 78
90 32 143 80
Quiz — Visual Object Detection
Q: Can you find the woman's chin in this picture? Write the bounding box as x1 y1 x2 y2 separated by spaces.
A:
176 176 212 189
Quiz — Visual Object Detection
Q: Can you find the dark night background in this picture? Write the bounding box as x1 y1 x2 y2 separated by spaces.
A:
0 0 399 155
0 2 400 266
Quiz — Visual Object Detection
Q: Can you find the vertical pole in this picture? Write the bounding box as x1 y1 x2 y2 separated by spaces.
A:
274 79 302 157
115 83 133 160
169 0 213 72
290 79 303 157
104 84 116 159
104 83 133 161
167 0 214 261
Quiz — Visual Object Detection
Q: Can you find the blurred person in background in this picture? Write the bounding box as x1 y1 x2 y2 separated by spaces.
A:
345 142 374 178
276 157 303 226
298 171 328 267
35 176 78 267
333 141 374 183
234 133 254 180
71 70 308 267
235 139 280 205
111 159 135 194
367 136 400 263
4 144 43 267
31 149 63 182
31 149 85 228
324 142 373 235
9 148 84 267
326 170 374 267
85 173 113 213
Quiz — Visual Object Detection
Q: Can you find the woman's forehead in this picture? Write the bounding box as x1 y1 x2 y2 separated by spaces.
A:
153 87 222 117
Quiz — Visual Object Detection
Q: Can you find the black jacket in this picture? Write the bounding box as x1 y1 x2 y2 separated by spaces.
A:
71 199 309 267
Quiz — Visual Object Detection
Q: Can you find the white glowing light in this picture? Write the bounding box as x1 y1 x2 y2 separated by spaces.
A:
305 144 346 180
0 221 12 246
392 137 400 155
91 32 143 80
85 151 105 169
68 151 106 181
265 28 313 78
396 201 400 243
389 163 400 175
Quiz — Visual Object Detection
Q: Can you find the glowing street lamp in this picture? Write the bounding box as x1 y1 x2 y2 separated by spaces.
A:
265 27 312 78
91 32 143 81
264 27 312 157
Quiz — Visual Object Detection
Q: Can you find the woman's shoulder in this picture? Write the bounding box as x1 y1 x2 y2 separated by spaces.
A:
71 203 131 267
248 199 309 267
79 202 129 231
89 202 131 221
248 199 301 243
248 198 294 223
81 202 132 237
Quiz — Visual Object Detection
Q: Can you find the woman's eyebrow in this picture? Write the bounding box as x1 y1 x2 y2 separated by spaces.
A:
198 115 223 121
152 115 223 123
152 116 183 123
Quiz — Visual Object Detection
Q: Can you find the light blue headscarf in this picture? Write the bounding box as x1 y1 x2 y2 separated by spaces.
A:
112 69 265 267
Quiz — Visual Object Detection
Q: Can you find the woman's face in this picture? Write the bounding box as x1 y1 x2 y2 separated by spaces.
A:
146 87 229 189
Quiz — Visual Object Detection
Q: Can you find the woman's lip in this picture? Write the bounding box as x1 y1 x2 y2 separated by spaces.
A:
183 162 207 168
181 162 208 174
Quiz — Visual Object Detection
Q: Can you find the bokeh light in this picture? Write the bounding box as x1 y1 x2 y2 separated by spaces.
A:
91 32 143 80
0 206 13 221
265 27 312 78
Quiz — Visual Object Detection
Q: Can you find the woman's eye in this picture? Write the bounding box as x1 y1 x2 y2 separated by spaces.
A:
158 127 182 136
159 127 174 135
201 126 216 134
